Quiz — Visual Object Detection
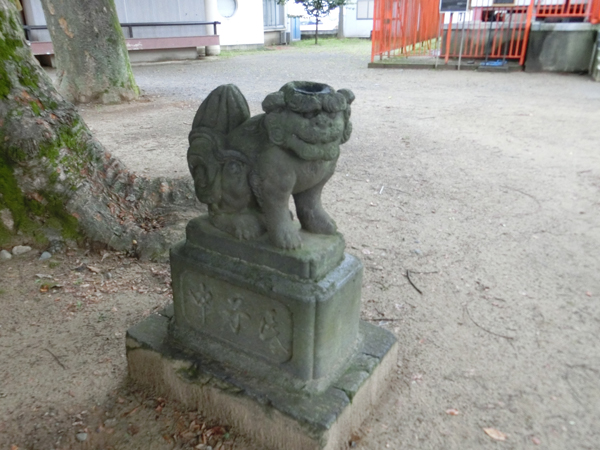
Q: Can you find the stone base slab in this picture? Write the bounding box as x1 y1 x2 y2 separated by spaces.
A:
126 309 398 450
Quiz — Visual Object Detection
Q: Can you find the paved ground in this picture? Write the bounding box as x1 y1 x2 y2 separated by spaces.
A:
2 40 600 449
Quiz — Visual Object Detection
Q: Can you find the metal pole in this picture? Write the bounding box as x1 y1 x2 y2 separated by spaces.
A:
519 0 535 66
484 10 491 64
445 13 453 64
457 12 467 70
435 13 443 69
503 8 512 66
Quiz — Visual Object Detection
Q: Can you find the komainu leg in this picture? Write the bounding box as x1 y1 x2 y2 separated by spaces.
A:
294 178 337 235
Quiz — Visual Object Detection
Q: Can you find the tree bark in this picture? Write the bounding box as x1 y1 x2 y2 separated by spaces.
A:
40 0 139 104
337 6 344 39
0 0 198 260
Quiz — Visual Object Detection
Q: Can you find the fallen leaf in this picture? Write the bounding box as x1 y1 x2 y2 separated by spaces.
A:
87 265 102 273
484 428 507 441
36 274 53 279
445 408 460 415
180 431 196 441
40 282 62 292
122 405 140 417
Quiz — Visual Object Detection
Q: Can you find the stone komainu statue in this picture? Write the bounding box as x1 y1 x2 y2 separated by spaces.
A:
188 81 354 249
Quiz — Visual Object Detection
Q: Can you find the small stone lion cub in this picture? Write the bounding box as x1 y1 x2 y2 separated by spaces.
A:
188 81 354 249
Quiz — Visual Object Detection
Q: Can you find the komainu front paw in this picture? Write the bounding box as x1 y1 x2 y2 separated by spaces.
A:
298 208 337 235
210 212 265 240
269 223 302 250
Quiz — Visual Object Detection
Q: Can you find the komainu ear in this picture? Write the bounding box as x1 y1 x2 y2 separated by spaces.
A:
337 89 355 106
262 91 286 113
264 113 285 146
341 120 353 144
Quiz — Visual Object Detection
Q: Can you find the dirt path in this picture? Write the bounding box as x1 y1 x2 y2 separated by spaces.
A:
2 41 600 449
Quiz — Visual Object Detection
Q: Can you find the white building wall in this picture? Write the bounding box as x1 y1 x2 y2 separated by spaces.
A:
342 3 373 38
21 0 264 47
217 0 265 46
114 0 208 38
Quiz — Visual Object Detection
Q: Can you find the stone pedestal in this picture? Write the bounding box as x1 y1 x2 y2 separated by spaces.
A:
127 216 398 449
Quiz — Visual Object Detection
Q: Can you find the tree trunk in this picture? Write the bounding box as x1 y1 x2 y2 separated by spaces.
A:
315 17 319 44
0 0 198 260
40 0 139 104
337 6 344 39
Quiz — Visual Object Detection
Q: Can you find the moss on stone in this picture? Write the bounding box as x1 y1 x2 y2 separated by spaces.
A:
44 192 80 240
0 155 32 232
18 62 39 90
0 36 18 98
0 155 82 243
30 101 41 116
0 9 40 98
38 139 61 164
0 221 12 246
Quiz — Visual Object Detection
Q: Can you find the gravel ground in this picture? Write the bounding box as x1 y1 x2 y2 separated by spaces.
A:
2 40 600 449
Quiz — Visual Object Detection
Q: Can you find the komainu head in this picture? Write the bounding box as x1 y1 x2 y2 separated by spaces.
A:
261 81 355 161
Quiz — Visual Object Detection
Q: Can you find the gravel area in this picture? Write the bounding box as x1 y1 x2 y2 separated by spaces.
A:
3 40 600 449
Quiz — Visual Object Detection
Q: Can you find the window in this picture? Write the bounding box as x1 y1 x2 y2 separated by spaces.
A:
218 0 237 18
263 0 285 28
357 0 374 19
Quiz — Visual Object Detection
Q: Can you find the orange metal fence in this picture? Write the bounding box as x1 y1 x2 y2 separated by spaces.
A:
535 0 594 19
372 0 600 64
371 0 441 62
592 0 600 22
440 5 534 64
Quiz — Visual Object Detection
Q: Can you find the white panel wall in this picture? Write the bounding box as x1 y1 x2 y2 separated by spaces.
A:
21 0 264 46
342 4 373 38
217 0 265 46
114 0 209 38
21 0 50 40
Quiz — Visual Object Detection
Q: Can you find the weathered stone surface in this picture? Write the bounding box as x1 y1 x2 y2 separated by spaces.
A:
39 251 52 261
187 82 354 249
12 245 32 255
127 312 398 450
0 249 12 260
126 80 399 449
0 209 14 231
170 237 362 393
186 216 345 280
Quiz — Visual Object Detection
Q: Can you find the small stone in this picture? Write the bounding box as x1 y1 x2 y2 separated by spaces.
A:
0 209 14 231
104 418 117 427
76 432 88 442
39 251 52 261
12 245 32 256
0 250 12 260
